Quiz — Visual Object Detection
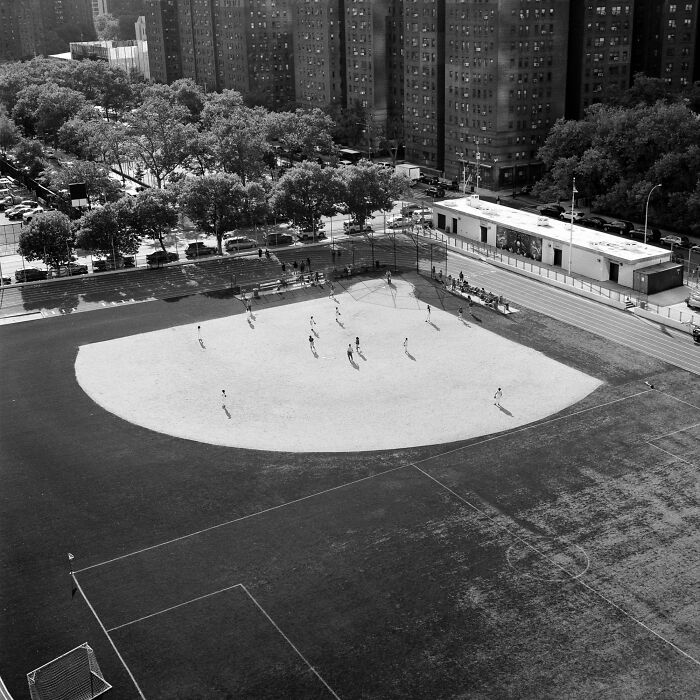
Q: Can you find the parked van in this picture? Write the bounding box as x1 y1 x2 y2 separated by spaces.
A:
225 236 257 252
411 207 432 223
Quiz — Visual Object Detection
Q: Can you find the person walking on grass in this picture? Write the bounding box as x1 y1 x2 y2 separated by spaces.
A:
403 337 409 354
425 304 431 322
347 344 354 362
494 387 502 407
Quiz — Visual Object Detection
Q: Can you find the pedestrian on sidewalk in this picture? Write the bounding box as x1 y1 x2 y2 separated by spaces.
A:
425 304 431 322
258 248 262 258
307 257 311 270
281 262 286 272
494 388 502 407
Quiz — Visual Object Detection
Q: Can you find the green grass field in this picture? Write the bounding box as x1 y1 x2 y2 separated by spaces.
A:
2 278 699 699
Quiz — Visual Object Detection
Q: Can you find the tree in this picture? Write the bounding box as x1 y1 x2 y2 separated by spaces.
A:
57 111 109 161
12 83 86 145
120 189 178 252
74 201 141 259
125 94 198 187
267 108 335 161
72 61 134 120
200 96 271 184
11 137 44 178
338 161 408 227
18 211 74 270
94 13 119 41
0 108 20 155
270 162 344 232
175 174 251 255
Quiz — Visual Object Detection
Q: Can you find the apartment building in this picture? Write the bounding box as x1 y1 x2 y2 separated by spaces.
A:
632 0 698 89
567 3 635 119
144 0 182 83
293 0 344 109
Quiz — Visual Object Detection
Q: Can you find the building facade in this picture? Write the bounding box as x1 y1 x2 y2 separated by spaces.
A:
144 0 182 83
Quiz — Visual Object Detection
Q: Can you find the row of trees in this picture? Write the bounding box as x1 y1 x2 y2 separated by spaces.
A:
18 160 407 269
533 76 700 234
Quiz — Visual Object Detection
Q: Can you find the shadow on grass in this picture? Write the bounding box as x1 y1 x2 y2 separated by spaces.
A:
497 404 513 417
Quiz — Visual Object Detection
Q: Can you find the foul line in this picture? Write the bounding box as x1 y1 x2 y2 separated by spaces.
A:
240 584 341 699
411 467 700 669
75 464 408 573
646 441 696 467
71 572 148 699
413 388 653 466
647 421 700 442
107 583 243 632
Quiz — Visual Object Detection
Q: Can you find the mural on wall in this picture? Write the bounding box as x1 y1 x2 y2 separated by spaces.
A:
496 226 542 261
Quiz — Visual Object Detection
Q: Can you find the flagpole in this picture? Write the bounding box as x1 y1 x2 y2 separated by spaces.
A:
567 177 577 276
68 552 74 575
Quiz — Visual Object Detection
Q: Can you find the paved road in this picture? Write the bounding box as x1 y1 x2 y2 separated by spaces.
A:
3 234 698 376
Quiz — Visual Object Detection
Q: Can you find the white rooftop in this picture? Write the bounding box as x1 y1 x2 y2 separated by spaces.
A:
435 196 669 263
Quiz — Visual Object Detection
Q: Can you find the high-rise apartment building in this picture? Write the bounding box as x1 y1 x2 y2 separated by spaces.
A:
218 0 295 108
293 0 344 109
0 0 22 63
632 0 698 89
177 0 220 91
566 3 635 119
144 0 182 83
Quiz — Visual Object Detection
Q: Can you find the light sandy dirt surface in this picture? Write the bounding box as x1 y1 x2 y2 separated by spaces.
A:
75 276 602 452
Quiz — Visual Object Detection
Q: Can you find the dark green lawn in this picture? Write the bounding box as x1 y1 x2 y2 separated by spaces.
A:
1 282 699 699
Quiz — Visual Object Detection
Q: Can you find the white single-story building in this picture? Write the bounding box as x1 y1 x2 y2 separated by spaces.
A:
432 195 672 289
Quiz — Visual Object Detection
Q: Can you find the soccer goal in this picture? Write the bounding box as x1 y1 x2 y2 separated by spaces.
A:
27 643 112 700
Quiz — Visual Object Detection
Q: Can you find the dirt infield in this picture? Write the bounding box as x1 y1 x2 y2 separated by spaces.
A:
75 276 602 452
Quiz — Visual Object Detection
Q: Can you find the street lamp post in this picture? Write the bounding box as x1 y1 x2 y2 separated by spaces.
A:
567 176 578 276
644 183 662 245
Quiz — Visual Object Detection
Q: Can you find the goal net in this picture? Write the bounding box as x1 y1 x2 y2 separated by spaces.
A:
27 643 112 700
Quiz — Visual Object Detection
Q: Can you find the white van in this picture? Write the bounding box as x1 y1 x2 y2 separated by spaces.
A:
411 207 432 223
224 236 257 252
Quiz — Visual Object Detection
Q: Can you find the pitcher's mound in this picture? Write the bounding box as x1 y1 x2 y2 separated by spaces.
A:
75 278 601 452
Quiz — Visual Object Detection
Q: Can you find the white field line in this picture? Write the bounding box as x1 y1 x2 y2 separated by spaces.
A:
647 422 700 442
74 464 408 574
239 584 341 700
410 465 700 668
107 583 243 632
71 573 148 700
646 440 696 467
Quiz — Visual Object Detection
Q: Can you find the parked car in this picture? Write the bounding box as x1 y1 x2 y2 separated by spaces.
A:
93 255 135 271
426 186 446 198
419 174 440 185
560 209 586 223
48 262 88 277
146 250 179 266
411 207 433 222
344 221 373 234
265 232 295 246
1 275 11 285
538 204 565 218
15 268 48 282
185 242 217 258
224 236 257 252
23 206 45 223
602 220 634 235
629 227 662 244
0 195 18 210
7 205 33 220
660 234 690 247
401 204 422 216
578 215 608 230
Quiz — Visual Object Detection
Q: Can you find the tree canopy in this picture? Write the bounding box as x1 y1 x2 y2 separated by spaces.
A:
18 211 74 269
534 100 700 233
